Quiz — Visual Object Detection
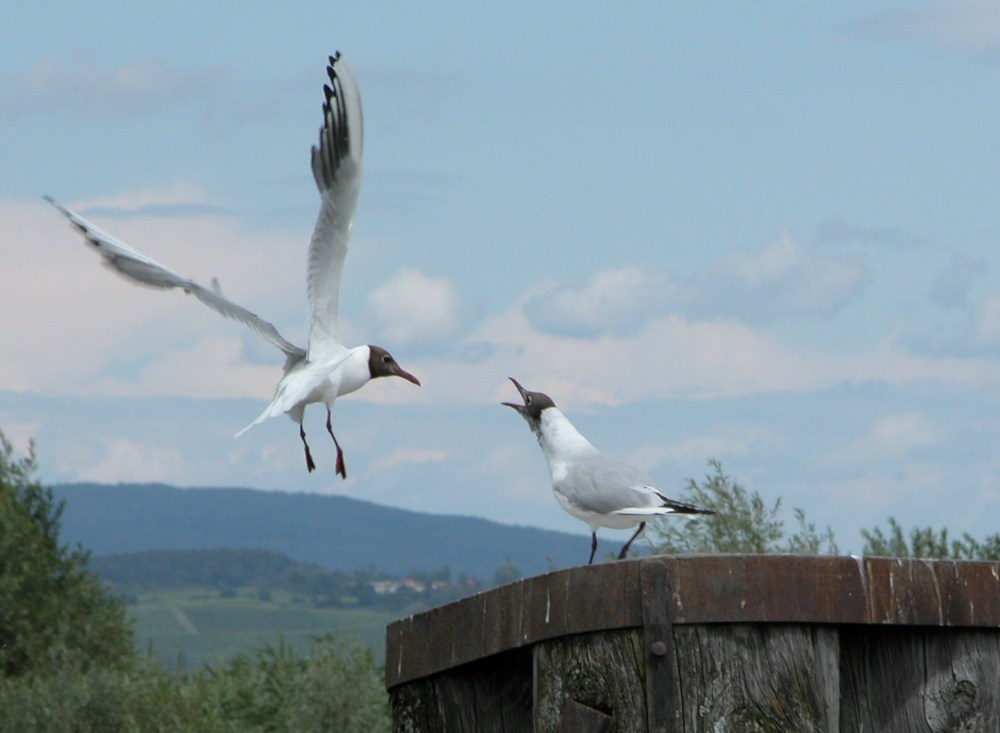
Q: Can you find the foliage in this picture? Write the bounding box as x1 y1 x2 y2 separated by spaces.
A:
0 637 390 733
0 430 393 731
95 549 484 615
0 431 133 677
492 559 523 586
861 516 1000 560
213 637 389 733
648 459 838 556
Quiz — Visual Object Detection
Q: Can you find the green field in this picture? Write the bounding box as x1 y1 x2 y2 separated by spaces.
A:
130 589 399 670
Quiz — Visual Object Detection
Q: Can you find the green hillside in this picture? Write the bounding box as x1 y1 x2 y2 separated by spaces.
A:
130 588 396 670
54 482 589 579
57 482 595 669
92 547 487 668
93 548 338 591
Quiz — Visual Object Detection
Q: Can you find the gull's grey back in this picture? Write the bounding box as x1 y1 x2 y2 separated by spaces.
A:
556 451 659 515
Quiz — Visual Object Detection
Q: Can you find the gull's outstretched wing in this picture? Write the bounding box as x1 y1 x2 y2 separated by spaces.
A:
305 52 363 362
46 196 306 362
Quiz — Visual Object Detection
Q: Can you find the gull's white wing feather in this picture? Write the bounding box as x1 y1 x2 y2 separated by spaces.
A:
234 353 351 437
46 196 306 363
305 52 363 363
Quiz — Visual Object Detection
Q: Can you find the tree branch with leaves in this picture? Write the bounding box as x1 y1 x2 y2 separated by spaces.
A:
647 459 838 556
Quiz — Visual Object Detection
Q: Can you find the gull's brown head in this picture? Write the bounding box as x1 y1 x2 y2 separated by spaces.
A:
501 377 555 425
367 346 420 386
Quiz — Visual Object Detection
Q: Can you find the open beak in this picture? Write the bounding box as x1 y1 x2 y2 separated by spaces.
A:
501 376 529 414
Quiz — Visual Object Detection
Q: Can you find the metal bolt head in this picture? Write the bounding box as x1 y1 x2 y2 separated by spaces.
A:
650 640 668 656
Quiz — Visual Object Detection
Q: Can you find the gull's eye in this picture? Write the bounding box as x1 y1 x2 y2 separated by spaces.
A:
526 394 533 405
382 354 392 363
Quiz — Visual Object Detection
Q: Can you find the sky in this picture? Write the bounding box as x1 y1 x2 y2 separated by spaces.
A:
3 1 1000 553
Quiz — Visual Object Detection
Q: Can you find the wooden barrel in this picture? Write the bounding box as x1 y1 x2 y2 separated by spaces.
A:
386 554 1000 732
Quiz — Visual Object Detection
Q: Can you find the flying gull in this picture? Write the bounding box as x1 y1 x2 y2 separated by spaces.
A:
46 52 420 478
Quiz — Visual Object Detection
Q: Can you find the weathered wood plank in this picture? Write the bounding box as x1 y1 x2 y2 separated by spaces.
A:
391 678 436 733
386 556 1000 689
391 648 532 733
640 560 680 733
555 699 613 733
387 561 641 688
534 629 647 733
840 626 1000 732
665 555 870 625
672 624 840 732
394 622 1000 732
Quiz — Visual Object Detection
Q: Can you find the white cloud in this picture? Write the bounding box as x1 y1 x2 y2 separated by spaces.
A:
417 306 827 411
2 196 303 397
67 185 225 217
524 265 678 336
628 424 780 473
365 446 449 475
833 412 943 465
695 233 868 322
88 336 277 401
77 438 185 483
412 298 1000 417
870 413 942 458
522 234 868 336
0 420 42 455
365 267 474 350
10 188 1000 427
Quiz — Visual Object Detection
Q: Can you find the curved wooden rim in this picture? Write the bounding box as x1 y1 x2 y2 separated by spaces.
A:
385 554 1000 688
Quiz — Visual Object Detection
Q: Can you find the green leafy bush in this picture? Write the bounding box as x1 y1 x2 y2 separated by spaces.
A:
0 433 133 677
0 637 390 733
648 459 838 555
861 516 1000 560
0 430 391 732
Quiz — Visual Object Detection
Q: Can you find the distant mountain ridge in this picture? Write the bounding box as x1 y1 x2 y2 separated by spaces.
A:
53 482 589 579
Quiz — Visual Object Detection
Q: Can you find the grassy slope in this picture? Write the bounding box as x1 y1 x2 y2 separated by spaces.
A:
130 589 398 670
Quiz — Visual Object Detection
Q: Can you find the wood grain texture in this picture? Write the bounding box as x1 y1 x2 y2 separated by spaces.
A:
391 647 532 733
640 559 680 733
555 699 613 733
534 629 646 733
840 626 1000 732
387 561 640 688
672 624 840 732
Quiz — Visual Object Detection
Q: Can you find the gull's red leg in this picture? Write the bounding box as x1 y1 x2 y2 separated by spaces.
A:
326 408 346 479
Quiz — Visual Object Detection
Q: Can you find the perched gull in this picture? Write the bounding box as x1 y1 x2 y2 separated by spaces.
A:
46 52 420 478
503 378 714 564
